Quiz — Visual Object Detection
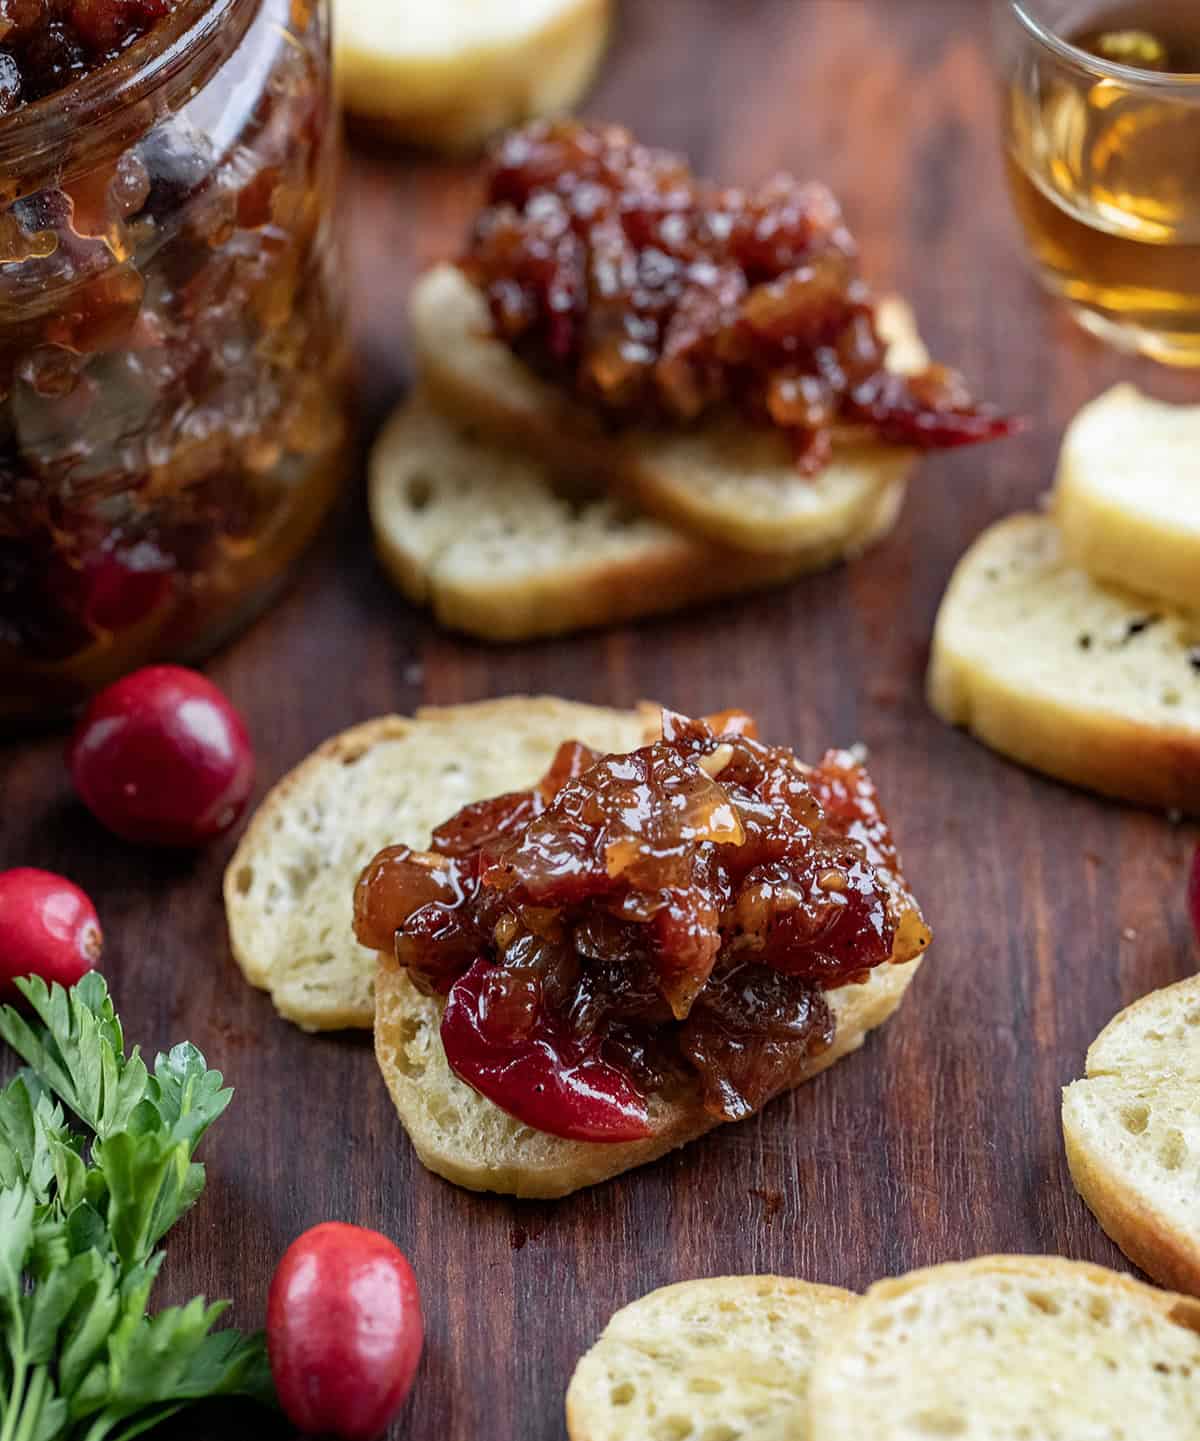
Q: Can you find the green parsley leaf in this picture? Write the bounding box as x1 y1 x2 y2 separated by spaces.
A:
0 976 274 1441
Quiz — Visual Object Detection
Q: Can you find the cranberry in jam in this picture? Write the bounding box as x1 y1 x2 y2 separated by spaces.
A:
460 121 1020 475
355 711 931 1143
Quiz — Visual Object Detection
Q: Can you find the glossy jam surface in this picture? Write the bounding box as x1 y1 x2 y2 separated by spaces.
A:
461 120 1018 474
0 0 347 724
355 711 931 1141
0 0 181 113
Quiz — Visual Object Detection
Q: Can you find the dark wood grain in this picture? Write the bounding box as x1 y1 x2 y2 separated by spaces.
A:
3 3 1199 1438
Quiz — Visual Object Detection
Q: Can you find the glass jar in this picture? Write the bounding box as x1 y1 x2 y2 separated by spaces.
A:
0 0 348 726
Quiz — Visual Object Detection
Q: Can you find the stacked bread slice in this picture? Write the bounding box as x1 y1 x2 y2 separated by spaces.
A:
369 264 930 642
929 386 1200 813
567 1259 1200 1440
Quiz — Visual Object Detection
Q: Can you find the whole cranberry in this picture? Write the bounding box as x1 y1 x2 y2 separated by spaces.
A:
1190 845 1200 947
0 869 102 1003
68 665 254 847
268 1223 424 1440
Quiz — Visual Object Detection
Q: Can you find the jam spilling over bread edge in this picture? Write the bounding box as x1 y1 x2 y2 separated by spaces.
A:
459 120 1019 476
355 710 931 1144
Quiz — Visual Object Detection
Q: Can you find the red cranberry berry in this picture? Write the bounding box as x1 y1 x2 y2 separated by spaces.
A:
0 868 102 1002
68 665 254 847
1189 845 1200 948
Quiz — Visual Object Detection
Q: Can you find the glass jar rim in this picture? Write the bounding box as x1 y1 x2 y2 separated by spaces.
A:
0 0 257 192
1008 1 1200 86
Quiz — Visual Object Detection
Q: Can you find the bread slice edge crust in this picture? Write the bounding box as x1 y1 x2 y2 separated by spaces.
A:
367 391 907 643
1063 1088 1200 1300
374 952 923 1199
1062 973 1200 1299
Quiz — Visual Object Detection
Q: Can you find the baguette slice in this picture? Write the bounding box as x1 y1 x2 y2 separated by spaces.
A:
1063 974 1200 1298
1056 385 1200 614
809 1255 1200 1440
927 513 1200 814
369 392 906 642
335 0 611 153
224 699 656 1031
410 264 926 556
565 1276 855 1441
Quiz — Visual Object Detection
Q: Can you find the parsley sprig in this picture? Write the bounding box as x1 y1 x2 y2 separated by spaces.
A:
0 974 273 1441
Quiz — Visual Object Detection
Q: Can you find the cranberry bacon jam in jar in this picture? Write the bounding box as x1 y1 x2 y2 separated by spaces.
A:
0 0 347 725
461 120 1018 475
355 711 931 1143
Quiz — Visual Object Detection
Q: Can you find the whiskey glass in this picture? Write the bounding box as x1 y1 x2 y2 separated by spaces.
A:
994 0 1200 365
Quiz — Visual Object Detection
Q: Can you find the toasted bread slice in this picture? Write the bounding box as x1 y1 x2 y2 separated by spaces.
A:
375 945 919 1198
565 1276 855 1441
1056 385 1200 614
368 392 907 642
1063 974 1200 1298
409 264 926 556
335 0 611 152
224 699 656 1031
809 1255 1200 1440
927 513 1200 814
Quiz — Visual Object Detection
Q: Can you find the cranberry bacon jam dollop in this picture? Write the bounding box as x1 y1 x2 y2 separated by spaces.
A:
354 711 931 1145
459 120 1019 475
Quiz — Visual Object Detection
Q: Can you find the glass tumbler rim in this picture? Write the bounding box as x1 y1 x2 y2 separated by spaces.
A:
1004 0 1200 87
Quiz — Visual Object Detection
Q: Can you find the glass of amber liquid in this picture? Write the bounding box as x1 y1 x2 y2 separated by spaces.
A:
995 0 1200 365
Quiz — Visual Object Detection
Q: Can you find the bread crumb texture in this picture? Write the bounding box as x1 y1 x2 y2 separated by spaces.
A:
566 1276 854 1441
1063 975 1200 1297
810 1255 1200 1440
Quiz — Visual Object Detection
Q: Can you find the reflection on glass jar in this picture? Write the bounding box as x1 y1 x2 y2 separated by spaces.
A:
0 0 349 726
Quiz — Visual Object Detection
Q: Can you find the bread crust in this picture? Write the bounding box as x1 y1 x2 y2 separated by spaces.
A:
1062 975 1200 1299
410 265 923 556
374 954 922 1198
368 392 906 643
337 0 611 153
1064 1118 1200 1299
848 1253 1200 1323
928 513 1200 815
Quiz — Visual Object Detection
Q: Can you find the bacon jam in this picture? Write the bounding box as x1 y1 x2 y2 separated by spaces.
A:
0 0 182 114
460 120 1018 475
354 711 931 1144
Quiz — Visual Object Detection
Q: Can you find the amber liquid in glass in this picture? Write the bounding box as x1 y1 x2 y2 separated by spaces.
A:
1004 0 1200 363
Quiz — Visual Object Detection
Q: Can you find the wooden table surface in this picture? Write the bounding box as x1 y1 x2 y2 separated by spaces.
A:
4 3 1199 1437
